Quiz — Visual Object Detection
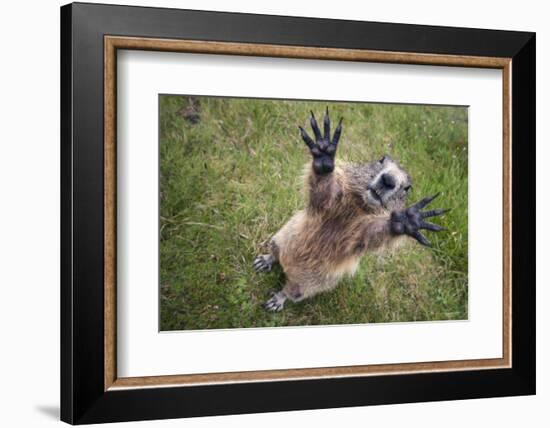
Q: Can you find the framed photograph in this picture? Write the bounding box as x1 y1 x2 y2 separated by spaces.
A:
60 2 535 424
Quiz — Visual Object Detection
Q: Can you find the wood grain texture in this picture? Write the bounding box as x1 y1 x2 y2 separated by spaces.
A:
111 357 507 389
104 37 117 391
106 36 510 68
103 36 512 390
502 62 512 366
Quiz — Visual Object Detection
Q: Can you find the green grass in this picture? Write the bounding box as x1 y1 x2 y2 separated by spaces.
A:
159 95 468 331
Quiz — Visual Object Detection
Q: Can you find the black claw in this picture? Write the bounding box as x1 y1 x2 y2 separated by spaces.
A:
310 111 322 140
413 193 440 210
421 208 450 219
299 126 315 149
421 222 445 232
323 107 330 139
412 231 431 247
332 117 343 146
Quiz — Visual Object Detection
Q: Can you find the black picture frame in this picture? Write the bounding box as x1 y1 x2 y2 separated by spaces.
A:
61 2 535 424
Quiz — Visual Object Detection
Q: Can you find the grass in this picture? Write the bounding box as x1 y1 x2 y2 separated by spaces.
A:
159 95 468 331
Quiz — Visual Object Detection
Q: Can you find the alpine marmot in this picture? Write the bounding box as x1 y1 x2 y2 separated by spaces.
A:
253 109 448 311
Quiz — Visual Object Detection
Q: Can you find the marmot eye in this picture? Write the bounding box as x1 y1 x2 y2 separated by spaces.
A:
404 185 412 192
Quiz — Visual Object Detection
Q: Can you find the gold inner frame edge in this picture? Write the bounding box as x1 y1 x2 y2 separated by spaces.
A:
104 36 512 391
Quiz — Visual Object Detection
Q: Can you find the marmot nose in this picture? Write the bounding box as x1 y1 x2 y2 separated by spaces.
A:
381 173 396 189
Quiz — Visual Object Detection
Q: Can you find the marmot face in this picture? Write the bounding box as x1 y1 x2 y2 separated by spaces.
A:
348 155 412 213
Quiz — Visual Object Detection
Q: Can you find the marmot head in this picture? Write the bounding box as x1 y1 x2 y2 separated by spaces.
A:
347 155 412 213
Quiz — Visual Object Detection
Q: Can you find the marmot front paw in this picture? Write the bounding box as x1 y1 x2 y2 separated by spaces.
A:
390 193 448 247
299 108 343 175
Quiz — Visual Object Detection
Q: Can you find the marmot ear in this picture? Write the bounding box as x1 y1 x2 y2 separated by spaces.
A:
378 154 393 164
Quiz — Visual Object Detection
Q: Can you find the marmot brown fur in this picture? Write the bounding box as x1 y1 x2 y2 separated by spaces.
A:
253 109 448 311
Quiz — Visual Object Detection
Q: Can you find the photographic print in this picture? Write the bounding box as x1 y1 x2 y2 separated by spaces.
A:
159 95 468 331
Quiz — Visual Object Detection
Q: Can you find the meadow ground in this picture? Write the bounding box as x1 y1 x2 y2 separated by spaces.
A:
159 95 468 331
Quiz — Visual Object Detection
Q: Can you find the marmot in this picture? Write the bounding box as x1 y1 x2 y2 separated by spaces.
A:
253 109 448 311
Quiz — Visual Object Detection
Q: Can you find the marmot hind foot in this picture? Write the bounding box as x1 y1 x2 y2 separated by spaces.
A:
253 254 275 272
